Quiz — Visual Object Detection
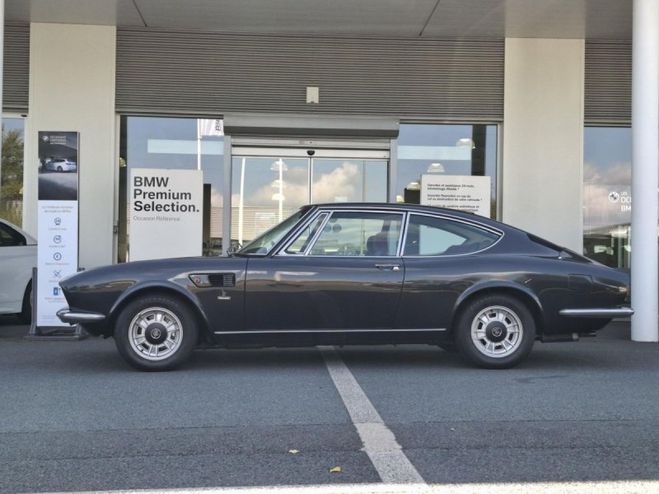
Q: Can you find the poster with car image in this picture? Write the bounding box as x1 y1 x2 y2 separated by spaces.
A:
36 131 79 328
38 132 79 200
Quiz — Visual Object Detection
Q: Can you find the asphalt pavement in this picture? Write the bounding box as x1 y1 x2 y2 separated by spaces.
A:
0 317 658 494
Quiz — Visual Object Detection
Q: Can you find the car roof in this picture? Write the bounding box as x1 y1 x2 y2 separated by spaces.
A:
0 218 37 245
308 202 501 227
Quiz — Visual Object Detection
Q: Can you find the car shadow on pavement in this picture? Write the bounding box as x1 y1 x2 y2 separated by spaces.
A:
3 317 655 374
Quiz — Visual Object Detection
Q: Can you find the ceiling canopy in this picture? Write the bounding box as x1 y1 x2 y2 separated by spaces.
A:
5 0 632 39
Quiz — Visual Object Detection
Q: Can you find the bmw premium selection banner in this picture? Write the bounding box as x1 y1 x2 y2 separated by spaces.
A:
129 168 203 261
37 131 79 327
421 174 491 217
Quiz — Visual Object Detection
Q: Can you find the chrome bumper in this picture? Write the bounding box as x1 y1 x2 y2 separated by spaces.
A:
559 307 634 318
56 309 106 324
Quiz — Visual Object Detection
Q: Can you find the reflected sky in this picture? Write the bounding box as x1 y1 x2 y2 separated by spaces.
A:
584 127 631 179
2 117 24 134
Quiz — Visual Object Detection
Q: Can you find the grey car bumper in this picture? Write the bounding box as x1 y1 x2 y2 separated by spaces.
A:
559 307 634 318
56 309 106 324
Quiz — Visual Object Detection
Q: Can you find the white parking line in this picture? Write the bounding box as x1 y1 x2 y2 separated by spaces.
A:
42 480 659 494
318 346 426 486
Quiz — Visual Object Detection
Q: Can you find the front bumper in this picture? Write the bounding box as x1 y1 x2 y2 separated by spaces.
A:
559 307 634 318
56 309 106 325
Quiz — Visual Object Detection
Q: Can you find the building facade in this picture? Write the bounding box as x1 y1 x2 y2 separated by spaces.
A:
0 1 654 339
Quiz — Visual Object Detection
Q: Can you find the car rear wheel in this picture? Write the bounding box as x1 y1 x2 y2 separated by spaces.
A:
114 294 198 371
56 166 63 172
454 294 535 369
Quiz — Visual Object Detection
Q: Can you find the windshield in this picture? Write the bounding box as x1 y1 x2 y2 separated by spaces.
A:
238 210 304 255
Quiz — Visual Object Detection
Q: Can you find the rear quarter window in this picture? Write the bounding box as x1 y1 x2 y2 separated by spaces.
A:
404 214 500 256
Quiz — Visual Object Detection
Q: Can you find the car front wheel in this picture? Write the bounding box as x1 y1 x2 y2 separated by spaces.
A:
114 294 198 371
454 294 536 369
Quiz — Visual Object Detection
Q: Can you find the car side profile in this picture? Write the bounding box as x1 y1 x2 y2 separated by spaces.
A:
57 203 632 371
0 218 36 322
45 158 77 172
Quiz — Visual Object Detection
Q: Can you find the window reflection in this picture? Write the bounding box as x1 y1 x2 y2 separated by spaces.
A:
231 157 308 245
0 118 25 227
312 159 387 203
396 124 497 218
232 156 388 245
583 127 631 269
118 116 224 261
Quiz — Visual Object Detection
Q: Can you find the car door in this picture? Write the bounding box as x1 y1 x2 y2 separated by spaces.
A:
395 213 502 330
0 222 35 314
244 209 405 331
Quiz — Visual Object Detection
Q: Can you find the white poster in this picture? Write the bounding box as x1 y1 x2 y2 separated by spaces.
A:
421 174 491 217
36 131 79 327
129 168 203 261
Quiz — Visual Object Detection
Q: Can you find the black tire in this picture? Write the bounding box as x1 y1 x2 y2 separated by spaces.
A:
56 166 63 172
114 294 198 371
454 294 536 369
19 281 32 324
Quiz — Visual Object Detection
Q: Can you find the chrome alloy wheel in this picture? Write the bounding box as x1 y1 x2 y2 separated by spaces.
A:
470 305 524 358
128 307 183 361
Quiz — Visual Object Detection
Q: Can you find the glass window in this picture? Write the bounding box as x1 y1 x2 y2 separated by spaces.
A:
583 127 631 269
311 159 387 203
309 211 402 257
0 222 25 247
118 116 224 261
285 213 328 254
231 157 308 246
404 214 499 256
232 154 390 246
0 117 25 227
396 124 497 218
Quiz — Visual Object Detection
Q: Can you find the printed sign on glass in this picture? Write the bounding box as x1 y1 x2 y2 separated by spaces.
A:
129 168 203 261
421 174 491 217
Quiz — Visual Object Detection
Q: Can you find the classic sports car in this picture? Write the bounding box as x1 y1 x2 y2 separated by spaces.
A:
57 203 632 371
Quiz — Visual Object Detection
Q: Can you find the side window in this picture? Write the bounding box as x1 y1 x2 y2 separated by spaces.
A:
0 223 26 247
308 211 402 256
404 214 499 256
284 213 328 254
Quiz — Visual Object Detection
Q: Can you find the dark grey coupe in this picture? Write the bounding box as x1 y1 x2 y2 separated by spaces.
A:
57 203 632 371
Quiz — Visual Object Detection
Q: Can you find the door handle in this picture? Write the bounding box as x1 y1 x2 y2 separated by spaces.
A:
375 263 400 271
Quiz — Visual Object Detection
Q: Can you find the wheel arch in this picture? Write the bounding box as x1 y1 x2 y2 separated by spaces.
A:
451 282 545 336
108 282 212 343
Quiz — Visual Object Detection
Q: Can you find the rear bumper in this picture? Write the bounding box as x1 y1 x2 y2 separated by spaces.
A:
559 307 634 318
56 309 106 324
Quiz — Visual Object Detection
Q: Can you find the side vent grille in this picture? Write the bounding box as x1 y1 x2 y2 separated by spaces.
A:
209 273 236 288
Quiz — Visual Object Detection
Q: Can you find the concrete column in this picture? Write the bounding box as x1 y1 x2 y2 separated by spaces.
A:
502 38 584 252
0 0 4 177
23 23 116 269
631 0 659 342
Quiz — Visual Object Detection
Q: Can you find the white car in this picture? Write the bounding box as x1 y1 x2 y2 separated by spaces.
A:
0 219 36 322
45 158 77 172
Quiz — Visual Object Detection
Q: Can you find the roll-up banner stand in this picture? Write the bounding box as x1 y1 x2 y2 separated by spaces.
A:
27 131 83 339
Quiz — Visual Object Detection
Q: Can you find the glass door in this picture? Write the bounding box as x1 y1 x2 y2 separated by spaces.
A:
231 155 309 246
231 147 389 245
311 159 387 203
